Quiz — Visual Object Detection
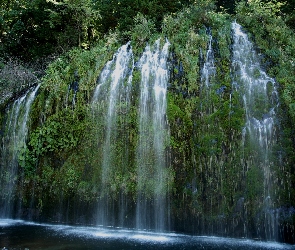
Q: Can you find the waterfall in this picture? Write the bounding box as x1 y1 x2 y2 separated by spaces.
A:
92 43 134 227
65 71 79 109
91 40 171 231
198 30 220 234
232 22 279 240
201 30 216 89
100 42 133 188
136 39 171 231
0 84 40 218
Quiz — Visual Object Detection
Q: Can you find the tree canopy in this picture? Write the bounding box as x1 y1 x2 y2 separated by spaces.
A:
0 0 294 61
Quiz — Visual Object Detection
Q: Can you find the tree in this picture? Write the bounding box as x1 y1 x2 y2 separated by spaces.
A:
0 0 100 60
282 0 295 30
46 0 100 49
95 0 191 34
216 0 235 13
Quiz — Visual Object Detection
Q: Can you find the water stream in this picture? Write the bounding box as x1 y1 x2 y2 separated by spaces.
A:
232 21 279 240
0 85 40 218
136 39 171 231
92 43 134 227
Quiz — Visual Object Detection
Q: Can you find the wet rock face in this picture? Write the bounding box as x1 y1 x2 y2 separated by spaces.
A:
167 51 189 98
0 61 40 107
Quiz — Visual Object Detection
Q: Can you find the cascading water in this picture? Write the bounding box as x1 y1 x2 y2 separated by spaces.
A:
197 30 220 233
91 39 171 231
0 84 40 218
92 43 134 227
231 21 279 240
201 30 216 89
136 39 171 231
65 71 79 109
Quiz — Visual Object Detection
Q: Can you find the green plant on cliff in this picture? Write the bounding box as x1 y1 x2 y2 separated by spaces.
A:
236 0 295 120
235 0 295 211
161 2 248 226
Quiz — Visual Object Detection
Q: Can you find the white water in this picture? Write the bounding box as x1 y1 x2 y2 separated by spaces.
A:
0 84 40 218
1 219 294 250
201 31 215 89
92 43 134 227
92 40 171 231
232 21 279 240
136 39 171 231
101 42 133 186
198 30 222 232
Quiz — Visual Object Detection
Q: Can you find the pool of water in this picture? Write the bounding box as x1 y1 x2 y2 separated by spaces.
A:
0 219 294 250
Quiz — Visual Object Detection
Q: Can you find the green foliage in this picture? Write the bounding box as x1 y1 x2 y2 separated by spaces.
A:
98 0 190 34
129 13 156 47
246 166 264 200
23 107 87 167
46 0 101 49
40 41 117 116
232 2 295 231
162 2 253 225
284 1 295 30
235 0 295 184
0 0 101 60
0 0 54 58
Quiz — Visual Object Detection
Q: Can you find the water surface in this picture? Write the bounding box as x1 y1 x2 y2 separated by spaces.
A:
1 219 294 250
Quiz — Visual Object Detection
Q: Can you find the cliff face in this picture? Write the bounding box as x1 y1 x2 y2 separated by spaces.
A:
0 3 295 244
